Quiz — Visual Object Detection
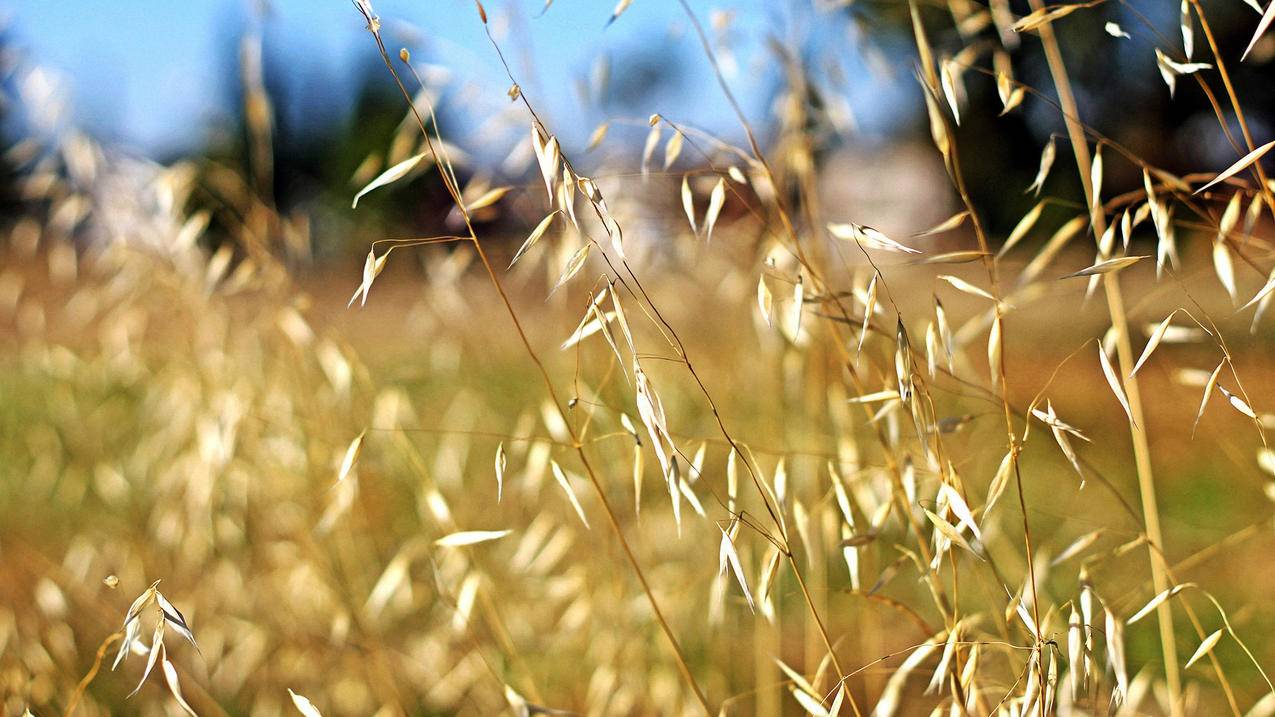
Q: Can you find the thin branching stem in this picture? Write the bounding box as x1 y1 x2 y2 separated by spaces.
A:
353 7 714 712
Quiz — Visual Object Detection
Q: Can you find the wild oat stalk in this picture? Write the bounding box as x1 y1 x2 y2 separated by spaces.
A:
350 1 714 711
1023 5 1183 713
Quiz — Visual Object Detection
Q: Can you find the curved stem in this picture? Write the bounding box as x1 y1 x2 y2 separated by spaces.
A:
64 631 123 717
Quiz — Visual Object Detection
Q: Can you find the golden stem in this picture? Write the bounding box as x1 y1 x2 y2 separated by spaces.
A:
1026 5 1182 713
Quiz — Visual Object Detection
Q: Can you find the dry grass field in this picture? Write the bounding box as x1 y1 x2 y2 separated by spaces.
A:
4 0 1275 715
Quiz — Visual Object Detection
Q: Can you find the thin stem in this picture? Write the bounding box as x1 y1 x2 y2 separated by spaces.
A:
64 631 123 717
1025 5 1183 714
353 7 713 712
1188 0 1275 215
908 4 1043 708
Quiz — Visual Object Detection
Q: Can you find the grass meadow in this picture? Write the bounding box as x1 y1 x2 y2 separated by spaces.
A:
4 0 1275 715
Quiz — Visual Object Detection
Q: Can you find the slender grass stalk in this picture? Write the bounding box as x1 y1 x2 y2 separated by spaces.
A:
756 604 781 717
1025 4 1182 713
907 5 1046 710
479 13 866 707
64 631 122 717
1188 0 1275 214
353 7 714 712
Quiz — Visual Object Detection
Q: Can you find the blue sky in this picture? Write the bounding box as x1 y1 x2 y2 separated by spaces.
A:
5 1 911 161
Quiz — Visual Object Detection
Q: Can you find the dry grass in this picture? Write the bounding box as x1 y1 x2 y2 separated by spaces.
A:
4 0 1275 715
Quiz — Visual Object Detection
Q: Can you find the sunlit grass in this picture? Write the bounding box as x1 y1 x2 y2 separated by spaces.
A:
4 0 1275 715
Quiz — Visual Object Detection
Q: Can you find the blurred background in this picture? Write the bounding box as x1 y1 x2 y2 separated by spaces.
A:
3 0 1273 258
